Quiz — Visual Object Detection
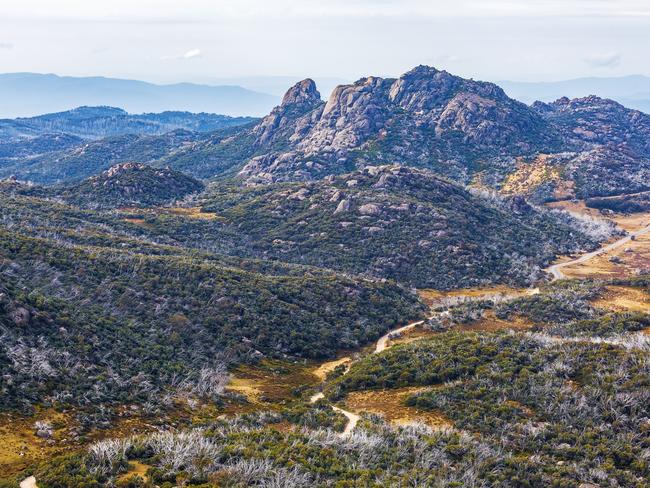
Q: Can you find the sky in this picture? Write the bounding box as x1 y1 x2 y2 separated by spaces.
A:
0 0 649 85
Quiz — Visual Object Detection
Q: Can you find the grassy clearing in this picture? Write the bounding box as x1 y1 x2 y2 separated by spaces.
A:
344 387 451 429
456 309 534 332
592 285 650 313
418 285 533 307
228 359 320 405
311 357 352 381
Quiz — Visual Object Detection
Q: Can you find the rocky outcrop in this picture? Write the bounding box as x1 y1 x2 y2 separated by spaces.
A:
240 66 560 184
252 79 324 147
60 162 205 208
297 76 394 154
533 95 650 156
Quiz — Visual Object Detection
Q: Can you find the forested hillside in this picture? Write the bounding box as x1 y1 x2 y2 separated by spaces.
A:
0 189 423 422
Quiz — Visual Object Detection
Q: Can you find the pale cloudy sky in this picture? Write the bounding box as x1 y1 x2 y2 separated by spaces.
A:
0 0 648 84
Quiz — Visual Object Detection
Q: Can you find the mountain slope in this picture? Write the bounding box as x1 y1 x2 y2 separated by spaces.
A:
193 166 610 289
533 95 650 154
6 66 648 199
0 129 212 184
0 189 423 414
493 96 650 201
238 66 562 184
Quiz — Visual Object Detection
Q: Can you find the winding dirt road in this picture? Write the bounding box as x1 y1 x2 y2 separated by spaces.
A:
332 407 360 436
545 223 650 281
375 321 425 353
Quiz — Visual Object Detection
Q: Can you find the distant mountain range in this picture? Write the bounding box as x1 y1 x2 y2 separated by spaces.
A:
0 105 255 140
499 75 650 113
0 73 280 118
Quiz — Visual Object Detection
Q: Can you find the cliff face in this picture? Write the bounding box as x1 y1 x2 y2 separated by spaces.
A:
252 79 324 147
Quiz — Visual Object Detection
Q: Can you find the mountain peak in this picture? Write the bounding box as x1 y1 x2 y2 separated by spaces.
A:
281 79 321 108
402 65 442 77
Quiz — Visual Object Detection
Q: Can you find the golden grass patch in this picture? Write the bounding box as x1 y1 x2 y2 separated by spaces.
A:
591 285 650 313
228 360 319 405
117 460 151 484
311 357 352 381
165 207 219 220
501 154 568 198
418 285 533 307
344 387 451 429
457 310 533 332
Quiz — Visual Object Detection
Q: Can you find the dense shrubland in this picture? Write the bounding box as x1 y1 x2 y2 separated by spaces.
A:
11 318 650 487
424 279 650 338
193 166 613 289
328 329 650 486
3 165 614 291
0 189 423 421
7 411 522 487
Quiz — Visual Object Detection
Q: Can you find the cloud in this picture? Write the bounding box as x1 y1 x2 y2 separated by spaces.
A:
585 52 622 69
161 48 203 61
0 42 14 49
182 48 202 60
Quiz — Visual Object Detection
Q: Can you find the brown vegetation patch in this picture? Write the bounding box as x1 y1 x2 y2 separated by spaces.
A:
505 400 536 418
228 360 319 404
267 420 296 433
541 206 650 280
501 154 567 198
457 310 533 332
165 207 219 220
559 231 650 280
592 285 650 313
122 217 153 228
344 388 451 429
0 409 79 476
0 404 201 477
418 285 533 307
546 199 604 220
0 417 49 477
117 461 151 484
312 357 352 381
120 206 222 224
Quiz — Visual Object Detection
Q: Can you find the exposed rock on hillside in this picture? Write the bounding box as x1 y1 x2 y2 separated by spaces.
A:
59 162 205 208
252 79 324 147
533 95 650 154
239 66 560 184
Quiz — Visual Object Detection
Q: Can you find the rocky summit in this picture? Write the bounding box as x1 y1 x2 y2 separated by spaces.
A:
232 66 650 204
239 65 561 184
